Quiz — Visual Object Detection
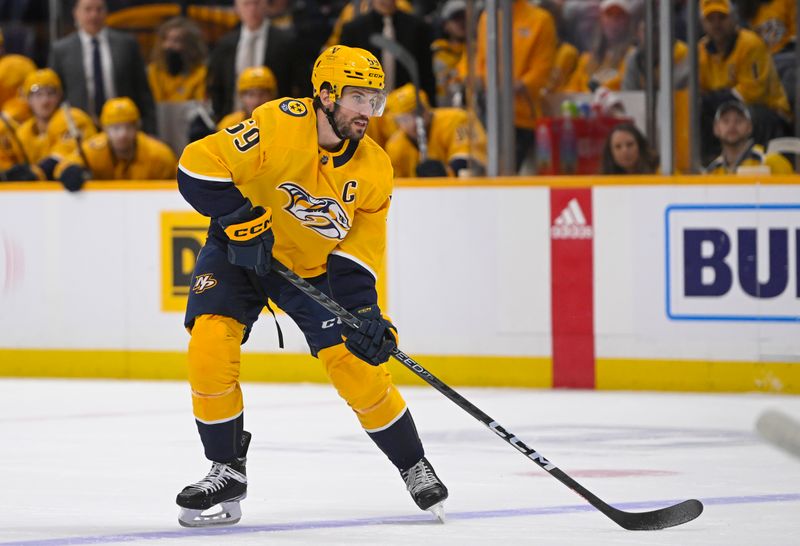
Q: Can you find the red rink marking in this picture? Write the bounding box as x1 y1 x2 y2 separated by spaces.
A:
550 188 596 388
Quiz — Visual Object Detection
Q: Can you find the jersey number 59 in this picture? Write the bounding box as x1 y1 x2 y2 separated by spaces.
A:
225 119 260 153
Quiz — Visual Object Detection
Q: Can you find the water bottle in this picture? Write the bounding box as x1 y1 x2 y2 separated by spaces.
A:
559 102 577 175
535 123 553 174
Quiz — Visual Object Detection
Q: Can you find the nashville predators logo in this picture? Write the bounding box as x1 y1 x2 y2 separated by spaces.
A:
279 99 307 117
279 182 351 240
192 273 218 294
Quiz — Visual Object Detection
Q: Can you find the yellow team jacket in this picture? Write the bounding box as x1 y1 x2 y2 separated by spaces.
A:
177 97 394 280
147 63 207 102
15 118 52 165
699 28 791 119
565 44 632 93
545 42 580 93
217 111 247 130
0 113 25 169
432 38 465 105
704 142 794 174
384 107 487 178
55 131 177 180
747 0 796 54
472 2 557 129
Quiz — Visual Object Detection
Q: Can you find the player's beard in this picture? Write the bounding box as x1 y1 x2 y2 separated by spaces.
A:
333 107 369 141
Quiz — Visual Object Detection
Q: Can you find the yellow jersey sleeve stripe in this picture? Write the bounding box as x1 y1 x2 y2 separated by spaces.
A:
178 163 233 183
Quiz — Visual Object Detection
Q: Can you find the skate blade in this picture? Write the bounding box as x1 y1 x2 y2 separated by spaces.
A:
428 502 445 523
178 501 242 528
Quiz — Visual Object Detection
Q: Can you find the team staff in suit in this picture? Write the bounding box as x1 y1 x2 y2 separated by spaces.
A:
206 0 298 121
339 0 436 104
48 0 156 134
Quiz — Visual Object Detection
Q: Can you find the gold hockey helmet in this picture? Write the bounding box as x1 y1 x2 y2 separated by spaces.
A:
312 45 386 116
237 66 277 93
100 97 140 127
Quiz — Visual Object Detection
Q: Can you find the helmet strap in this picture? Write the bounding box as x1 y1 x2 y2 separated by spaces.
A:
324 101 347 141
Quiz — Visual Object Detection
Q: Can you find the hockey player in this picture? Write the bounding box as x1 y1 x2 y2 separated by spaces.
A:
0 69 96 181
174 45 448 528
55 97 176 190
383 83 486 178
216 66 278 129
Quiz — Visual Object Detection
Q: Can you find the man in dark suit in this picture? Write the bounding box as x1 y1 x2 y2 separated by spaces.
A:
206 0 299 120
339 0 436 105
48 0 156 134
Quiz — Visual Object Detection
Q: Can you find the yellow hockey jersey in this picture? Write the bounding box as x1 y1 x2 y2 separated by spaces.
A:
471 2 556 129
15 118 52 165
0 113 25 169
704 142 794 174
147 63 207 102
177 97 394 281
746 0 796 54
699 28 791 118
217 111 246 130
55 131 177 180
384 107 487 178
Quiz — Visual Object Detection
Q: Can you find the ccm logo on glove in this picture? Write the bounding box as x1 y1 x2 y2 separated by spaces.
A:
224 211 273 241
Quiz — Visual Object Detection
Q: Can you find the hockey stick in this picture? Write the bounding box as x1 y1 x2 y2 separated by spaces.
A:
270 259 704 530
61 102 93 173
369 34 428 162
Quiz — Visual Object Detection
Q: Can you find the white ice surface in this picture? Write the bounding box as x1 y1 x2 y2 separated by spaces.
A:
1 379 799 545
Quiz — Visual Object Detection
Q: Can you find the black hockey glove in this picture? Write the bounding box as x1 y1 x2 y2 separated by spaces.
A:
341 305 397 366
3 163 40 181
59 165 90 192
415 159 449 178
218 200 274 276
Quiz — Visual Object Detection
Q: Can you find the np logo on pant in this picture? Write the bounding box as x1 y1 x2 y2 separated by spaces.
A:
192 273 218 294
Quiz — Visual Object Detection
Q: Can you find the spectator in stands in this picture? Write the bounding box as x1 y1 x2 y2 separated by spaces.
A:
735 0 797 108
736 0 796 54
217 66 278 129
565 0 636 92
622 18 692 172
698 0 791 164
704 100 793 174
206 0 297 121
147 17 207 103
470 0 557 171
539 0 580 94
340 0 436 101
599 123 658 175
55 97 176 191
49 0 156 134
0 28 36 124
383 83 487 178
324 0 414 50
432 0 467 107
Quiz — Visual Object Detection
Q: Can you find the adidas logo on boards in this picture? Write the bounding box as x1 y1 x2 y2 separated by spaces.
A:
551 198 593 239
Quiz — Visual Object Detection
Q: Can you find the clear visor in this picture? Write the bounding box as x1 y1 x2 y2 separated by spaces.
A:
336 87 387 117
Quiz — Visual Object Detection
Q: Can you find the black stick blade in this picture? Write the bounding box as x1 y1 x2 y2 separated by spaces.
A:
610 499 704 530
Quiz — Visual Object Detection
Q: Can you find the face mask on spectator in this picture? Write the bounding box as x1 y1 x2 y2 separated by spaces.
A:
165 49 184 75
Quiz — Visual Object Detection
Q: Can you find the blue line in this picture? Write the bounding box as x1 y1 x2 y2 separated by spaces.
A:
4 493 799 546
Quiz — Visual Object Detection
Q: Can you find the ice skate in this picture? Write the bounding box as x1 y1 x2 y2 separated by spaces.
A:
401 456 449 523
176 431 251 527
